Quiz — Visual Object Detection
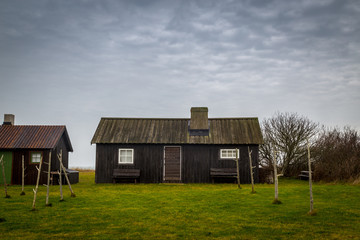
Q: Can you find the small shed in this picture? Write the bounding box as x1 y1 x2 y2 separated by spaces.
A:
0 114 78 185
91 107 263 184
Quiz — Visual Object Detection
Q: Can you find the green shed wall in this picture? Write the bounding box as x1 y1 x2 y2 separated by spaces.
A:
0 151 12 185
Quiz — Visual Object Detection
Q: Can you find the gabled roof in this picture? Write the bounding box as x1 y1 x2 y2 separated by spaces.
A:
0 125 73 151
91 118 263 145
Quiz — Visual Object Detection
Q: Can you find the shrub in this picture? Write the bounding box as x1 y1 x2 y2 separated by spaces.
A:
312 127 360 182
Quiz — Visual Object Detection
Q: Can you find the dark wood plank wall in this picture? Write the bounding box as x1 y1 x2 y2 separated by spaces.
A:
12 149 49 185
181 145 214 183
182 145 259 183
95 144 163 183
96 144 259 184
52 135 69 170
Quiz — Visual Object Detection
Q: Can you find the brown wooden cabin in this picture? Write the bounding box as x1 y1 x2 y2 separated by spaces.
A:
0 114 77 185
91 107 263 184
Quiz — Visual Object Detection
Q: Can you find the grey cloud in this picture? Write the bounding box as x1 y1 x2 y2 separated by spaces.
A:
0 0 359 167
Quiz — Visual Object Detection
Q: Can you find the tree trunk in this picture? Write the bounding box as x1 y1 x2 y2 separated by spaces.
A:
235 148 241 189
307 140 315 215
248 146 256 193
59 169 63 201
32 155 43 210
45 151 52 206
57 151 63 201
57 149 75 197
1 155 10 198
272 148 281 204
21 155 25 195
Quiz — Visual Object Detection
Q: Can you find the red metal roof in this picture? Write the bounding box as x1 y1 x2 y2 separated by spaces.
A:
0 125 73 151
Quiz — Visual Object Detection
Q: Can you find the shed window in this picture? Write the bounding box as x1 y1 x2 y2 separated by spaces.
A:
220 149 239 159
31 152 42 163
118 149 134 164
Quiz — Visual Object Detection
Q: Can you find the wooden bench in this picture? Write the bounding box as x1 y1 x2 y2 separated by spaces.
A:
113 169 140 183
298 171 313 180
210 168 238 183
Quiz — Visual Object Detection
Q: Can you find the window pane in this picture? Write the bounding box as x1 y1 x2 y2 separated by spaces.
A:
119 149 133 164
125 150 132 158
31 153 41 163
221 149 238 159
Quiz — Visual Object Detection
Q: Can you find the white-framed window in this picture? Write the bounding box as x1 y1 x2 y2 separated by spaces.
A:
30 152 42 164
118 149 134 164
220 149 239 159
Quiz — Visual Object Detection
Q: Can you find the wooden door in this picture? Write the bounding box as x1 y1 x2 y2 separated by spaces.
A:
163 146 181 182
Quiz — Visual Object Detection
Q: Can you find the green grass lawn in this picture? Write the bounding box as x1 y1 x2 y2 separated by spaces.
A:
1 172 360 239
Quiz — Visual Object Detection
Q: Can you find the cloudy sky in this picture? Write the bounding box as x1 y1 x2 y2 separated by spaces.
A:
1 0 359 168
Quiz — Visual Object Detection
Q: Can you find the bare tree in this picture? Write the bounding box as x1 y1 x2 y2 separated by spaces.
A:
248 146 256 194
57 149 76 197
235 148 241 189
32 155 43 210
272 147 282 204
59 166 63 201
260 112 318 177
45 151 52 206
307 140 316 215
20 155 25 195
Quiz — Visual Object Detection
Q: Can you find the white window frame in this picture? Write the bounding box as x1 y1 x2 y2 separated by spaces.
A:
220 149 239 159
30 152 42 164
118 149 134 164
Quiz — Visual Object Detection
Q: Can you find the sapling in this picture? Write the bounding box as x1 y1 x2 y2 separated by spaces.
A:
20 155 25 195
235 148 241 189
58 152 64 201
307 139 316 216
248 146 256 194
272 147 282 204
58 149 76 197
32 155 43 210
45 151 52 207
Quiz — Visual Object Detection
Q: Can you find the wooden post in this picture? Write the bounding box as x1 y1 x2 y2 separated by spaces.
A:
21 155 25 195
248 146 256 194
45 151 52 206
235 148 241 189
307 140 316 215
57 149 75 197
32 155 43 210
0 155 10 198
272 147 281 204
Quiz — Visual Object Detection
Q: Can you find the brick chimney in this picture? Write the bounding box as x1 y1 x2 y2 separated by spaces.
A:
3 114 15 125
190 107 208 130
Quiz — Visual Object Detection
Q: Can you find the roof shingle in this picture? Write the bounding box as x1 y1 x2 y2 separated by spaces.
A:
91 118 263 145
0 125 73 151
